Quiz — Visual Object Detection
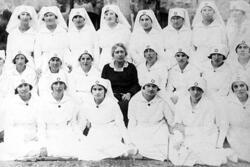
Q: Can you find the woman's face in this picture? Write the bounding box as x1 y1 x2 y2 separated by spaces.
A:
211 53 224 65
44 12 57 26
104 10 117 25
237 43 250 57
189 86 203 100
19 12 32 24
143 83 158 97
171 16 184 30
139 14 152 30
0 57 5 67
17 83 31 96
48 57 62 72
92 84 105 100
113 46 126 62
144 48 157 64
72 15 85 29
175 52 188 65
201 6 215 22
79 54 93 68
15 54 26 66
52 81 66 93
232 81 248 95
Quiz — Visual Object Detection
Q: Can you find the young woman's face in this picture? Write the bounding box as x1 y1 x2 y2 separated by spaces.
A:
201 6 215 21
139 14 153 30
232 81 248 96
175 52 188 65
44 12 57 26
189 86 203 100
19 12 32 23
17 83 31 96
72 15 85 29
48 57 62 72
237 43 250 57
79 54 93 68
15 54 26 66
211 53 224 65
52 81 66 93
113 46 126 62
171 16 184 30
143 83 158 97
104 10 117 25
91 84 105 100
144 48 157 64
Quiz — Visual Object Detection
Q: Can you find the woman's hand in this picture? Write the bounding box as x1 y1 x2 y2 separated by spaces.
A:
122 93 131 101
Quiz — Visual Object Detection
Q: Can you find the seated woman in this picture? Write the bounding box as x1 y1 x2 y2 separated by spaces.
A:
128 75 174 161
167 47 201 105
69 49 100 100
77 77 136 160
38 51 69 97
224 74 250 162
169 77 233 166
228 39 250 77
0 77 41 160
38 73 82 158
101 43 140 126
5 50 37 95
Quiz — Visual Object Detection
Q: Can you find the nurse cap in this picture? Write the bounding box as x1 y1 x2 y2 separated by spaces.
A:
12 50 31 64
175 47 191 58
14 76 35 94
50 73 68 89
78 48 94 60
46 51 63 63
169 8 185 19
231 73 250 88
141 74 161 91
0 50 5 60
230 0 250 12
235 39 250 52
143 42 160 55
208 45 228 60
187 76 206 92
91 77 110 90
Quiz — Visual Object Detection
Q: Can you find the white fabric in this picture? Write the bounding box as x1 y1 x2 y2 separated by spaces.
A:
6 5 38 33
129 10 164 66
128 92 174 161
0 95 41 160
0 50 5 60
77 95 131 160
170 95 231 166
192 1 228 65
168 8 191 31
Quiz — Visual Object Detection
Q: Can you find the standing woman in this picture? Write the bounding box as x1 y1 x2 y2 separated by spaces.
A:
129 9 164 66
226 0 250 50
0 77 41 160
68 8 98 68
192 1 228 65
34 6 70 72
5 5 38 68
224 74 250 162
96 4 131 70
78 78 136 160
101 43 140 126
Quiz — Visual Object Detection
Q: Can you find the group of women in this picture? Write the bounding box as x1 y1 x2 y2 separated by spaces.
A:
0 0 250 166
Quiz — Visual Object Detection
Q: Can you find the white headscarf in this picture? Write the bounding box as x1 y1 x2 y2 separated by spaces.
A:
168 7 191 30
100 4 131 30
133 9 162 32
6 5 38 33
192 1 225 28
68 8 96 32
0 50 5 61
38 6 67 30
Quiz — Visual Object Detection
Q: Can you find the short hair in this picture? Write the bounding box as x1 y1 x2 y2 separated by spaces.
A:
111 43 127 57
231 82 249 92
51 81 67 91
90 84 107 94
12 54 29 64
14 84 33 94
78 52 94 62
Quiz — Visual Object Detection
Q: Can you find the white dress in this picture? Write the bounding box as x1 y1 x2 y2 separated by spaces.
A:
0 95 41 160
38 94 82 158
96 23 131 70
226 94 250 162
78 95 131 160
170 96 231 166
128 92 174 161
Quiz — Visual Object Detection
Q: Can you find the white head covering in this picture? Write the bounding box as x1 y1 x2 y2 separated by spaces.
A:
133 9 162 32
141 74 161 90
208 44 229 59
68 8 96 32
0 50 5 60
174 46 191 58
14 77 35 91
168 7 191 30
229 0 250 13
38 6 67 30
49 72 68 90
142 42 165 62
192 1 225 28
12 50 33 65
230 73 250 93
6 5 38 33
100 4 131 29
187 76 207 93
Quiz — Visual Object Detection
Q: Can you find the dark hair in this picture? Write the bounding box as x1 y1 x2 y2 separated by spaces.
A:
111 43 127 57
208 53 226 60
142 83 160 91
139 14 152 23
231 81 249 92
78 52 94 62
91 84 107 94
12 54 29 64
14 84 33 94
188 86 204 93
235 43 250 54
42 13 58 21
51 81 67 90
175 51 189 59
